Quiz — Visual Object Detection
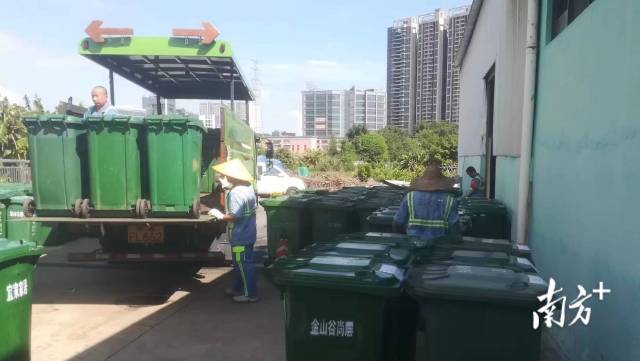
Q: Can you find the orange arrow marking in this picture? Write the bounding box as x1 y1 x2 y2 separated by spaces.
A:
85 20 133 43
172 21 220 45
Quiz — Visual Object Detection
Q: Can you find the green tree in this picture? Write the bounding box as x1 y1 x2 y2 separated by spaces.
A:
0 96 29 159
378 127 421 163
327 137 339 156
415 122 458 165
338 140 358 172
274 148 295 169
354 133 388 163
346 124 368 140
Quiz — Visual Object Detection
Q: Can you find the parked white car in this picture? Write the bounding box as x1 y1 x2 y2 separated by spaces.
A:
256 163 306 196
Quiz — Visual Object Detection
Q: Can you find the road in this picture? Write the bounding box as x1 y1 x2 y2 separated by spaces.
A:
31 207 286 361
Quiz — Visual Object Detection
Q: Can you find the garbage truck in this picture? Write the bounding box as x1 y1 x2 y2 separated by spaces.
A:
20 22 257 264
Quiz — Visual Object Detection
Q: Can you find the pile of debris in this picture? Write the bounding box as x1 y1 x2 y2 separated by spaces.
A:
301 172 380 191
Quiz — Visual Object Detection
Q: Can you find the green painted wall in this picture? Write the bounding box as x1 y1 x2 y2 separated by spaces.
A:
532 1 640 360
494 156 520 240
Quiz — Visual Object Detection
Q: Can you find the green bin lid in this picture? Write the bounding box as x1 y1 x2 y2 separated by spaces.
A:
407 264 548 307
0 239 42 265
86 115 144 124
0 186 31 201
308 198 355 209
8 195 32 205
447 250 537 272
23 114 83 124
144 116 205 132
260 195 317 208
270 255 403 296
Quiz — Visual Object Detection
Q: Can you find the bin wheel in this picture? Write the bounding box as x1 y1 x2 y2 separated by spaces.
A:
138 199 150 218
23 199 36 217
192 199 200 219
74 199 83 217
80 199 91 218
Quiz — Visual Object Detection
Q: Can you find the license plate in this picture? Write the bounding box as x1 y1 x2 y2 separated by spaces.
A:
127 224 164 244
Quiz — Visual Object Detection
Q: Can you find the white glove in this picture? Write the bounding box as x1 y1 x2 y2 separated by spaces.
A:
208 208 225 220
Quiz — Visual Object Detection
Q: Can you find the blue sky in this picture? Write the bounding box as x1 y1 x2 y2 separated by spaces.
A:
0 0 468 133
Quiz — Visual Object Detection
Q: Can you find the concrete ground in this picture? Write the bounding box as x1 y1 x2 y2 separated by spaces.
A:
30 206 566 361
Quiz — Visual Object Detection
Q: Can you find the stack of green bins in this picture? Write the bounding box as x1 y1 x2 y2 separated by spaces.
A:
458 198 509 239
5 196 56 245
86 116 146 217
200 128 220 193
260 194 318 261
269 254 417 361
22 115 87 216
308 197 358 244
406 264 547 361
433 235 533 261
367 206 401 233
0 239 42 361
145 116 205 218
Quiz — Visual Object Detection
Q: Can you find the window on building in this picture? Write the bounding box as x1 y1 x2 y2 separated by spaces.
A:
550 0 595 40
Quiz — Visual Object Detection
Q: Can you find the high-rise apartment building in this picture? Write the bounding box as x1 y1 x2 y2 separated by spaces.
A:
387 6 470 132
344 87 386 132
302 88 386 137
142 96 176 115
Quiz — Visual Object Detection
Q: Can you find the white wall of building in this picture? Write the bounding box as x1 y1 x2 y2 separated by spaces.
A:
458 0 528 157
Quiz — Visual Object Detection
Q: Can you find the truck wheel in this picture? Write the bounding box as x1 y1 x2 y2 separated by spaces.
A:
140 199 150 218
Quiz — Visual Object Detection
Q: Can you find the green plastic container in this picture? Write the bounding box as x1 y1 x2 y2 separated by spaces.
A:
414 249 537 272
367 209 398 233
0 239 42 361
261 195 317 260
6 196 56 245
458 198 509 239
86 116 145 217
270 255 416 361
298 241 413 267
406 264 547 361
145 116 205 217
200 128 220 193
308 198 358 244
23 115 87 216
433 236 533 260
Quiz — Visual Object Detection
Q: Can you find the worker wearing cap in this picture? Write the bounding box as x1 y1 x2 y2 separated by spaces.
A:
465 166 485 198
208 159 258 303
393 163 460 243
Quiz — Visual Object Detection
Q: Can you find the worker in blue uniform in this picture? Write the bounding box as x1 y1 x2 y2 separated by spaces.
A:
208 159 259 303
393 163 460 243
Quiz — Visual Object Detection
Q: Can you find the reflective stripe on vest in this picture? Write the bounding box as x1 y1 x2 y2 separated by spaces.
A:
407 192 454 229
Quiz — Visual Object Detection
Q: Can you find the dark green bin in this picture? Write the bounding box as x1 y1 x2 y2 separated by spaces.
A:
270 255 416 361
86 116 145 217
406 264 547 361
23 115 87 216
260 195 317 260
308 198 358 244
145 116 205 217
0 239 42 361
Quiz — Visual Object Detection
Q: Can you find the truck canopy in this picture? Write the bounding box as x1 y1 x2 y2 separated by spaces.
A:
79 36 254 101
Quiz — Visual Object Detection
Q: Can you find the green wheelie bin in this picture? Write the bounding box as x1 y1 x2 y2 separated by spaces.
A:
406 264 548 361
458 198 509 239
413 249 537 272
145 116 205 218
308 198 358 244
433 235 533 261
22 115 87 217
298 241 414 267
86 116 146 217
367 207 400 233
260 195 317 261
0 239 42 361
5 196 57 246
270 255 416 361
